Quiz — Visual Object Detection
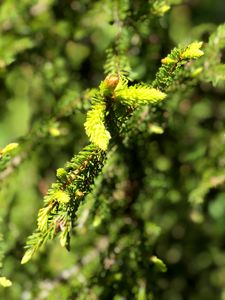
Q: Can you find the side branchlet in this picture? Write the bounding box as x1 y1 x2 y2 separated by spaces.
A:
153 41 204 91
21 144 106 264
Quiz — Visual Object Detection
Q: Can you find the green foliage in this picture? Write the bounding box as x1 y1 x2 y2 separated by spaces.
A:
114 84 167 107
201 23 225 86
153 42 204 91
0 0 225 299
22 144 105 263
85 103 111 150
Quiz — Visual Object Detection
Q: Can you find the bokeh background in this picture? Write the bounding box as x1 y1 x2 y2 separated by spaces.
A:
1 0 225 299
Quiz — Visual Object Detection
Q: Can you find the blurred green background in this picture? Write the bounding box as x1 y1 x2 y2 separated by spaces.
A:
1 0 225 299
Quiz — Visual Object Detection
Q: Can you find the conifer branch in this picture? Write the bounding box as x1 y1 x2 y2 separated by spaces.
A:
1 0 223 297
114 84 166 107
21 10 206 267
22 70 168 263
104 0 132 77
153 42 204 91
21 144 106 264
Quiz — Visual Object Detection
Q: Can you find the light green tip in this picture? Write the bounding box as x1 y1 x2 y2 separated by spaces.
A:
181 42 204 59
1 143 19 155
115 86 167 107
84 103 111 151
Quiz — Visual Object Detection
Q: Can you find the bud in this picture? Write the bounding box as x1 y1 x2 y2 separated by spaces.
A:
104 75 120 89
100 74 120 97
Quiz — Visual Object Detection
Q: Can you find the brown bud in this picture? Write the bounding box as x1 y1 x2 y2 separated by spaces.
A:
104 75 119 90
